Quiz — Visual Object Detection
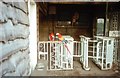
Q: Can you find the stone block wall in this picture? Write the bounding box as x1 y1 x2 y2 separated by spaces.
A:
0 0 31 77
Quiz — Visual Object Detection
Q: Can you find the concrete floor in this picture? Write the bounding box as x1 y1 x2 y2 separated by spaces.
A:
31 59 119 76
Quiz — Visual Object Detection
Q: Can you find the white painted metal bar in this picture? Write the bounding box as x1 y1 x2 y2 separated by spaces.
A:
76 42 77 55
85 38 89 70
60 43 63 69
79 36 90 70
101 40 104 70
44 43 45 60
47 42 48 61
96 42 101 62
88 56 105 59
50 42 51 70
73 41 82 57
80 36 83 63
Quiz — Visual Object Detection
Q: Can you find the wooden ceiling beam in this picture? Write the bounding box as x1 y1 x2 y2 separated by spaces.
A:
48 2 118 5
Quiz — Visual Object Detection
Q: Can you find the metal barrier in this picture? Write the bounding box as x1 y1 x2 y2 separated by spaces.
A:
38 41 49 60
38 40 74 70
80 36 114 70
38 40 82 70
38 36 115 71
80 36 90 70
73 41 82 57
94 36 114 70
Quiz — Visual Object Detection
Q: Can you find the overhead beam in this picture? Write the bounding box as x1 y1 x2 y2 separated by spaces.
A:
48 2 118 5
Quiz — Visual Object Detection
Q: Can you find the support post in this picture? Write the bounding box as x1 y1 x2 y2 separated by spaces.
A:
80 36 90 70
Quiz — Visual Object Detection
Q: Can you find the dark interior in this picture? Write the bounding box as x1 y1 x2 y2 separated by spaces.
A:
38 2 120 41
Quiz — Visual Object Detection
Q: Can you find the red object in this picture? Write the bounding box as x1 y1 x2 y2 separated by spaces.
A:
49 33 54 41
56 33 64 41
56 33 71 55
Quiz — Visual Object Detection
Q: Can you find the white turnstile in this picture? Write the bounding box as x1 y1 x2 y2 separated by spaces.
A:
50 36 74 70
94 36 114 70
38 35 114 71
80 36 90 70
62 36 74 69
79 36 114 70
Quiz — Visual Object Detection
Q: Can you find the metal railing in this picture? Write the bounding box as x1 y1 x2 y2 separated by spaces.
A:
73 41 82 57
37 36 115 71
38 41 75 70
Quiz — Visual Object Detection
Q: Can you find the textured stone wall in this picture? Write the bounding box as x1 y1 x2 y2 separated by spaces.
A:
0 0 31 77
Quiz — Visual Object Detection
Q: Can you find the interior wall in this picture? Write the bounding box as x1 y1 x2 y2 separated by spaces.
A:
48 3 106 40
54 27 91 41
39 19 49 41
38 2 49 41
38 2 119 42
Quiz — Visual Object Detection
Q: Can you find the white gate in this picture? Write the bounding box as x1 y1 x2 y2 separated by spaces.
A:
80 36 90 70
79 36 114 70
93 36 114 70
38 41 74 70
38 36 114 71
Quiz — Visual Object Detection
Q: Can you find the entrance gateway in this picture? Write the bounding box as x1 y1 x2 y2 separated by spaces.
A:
38 35 114 71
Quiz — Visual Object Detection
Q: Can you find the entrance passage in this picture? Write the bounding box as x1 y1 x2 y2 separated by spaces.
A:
37 36 115 71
